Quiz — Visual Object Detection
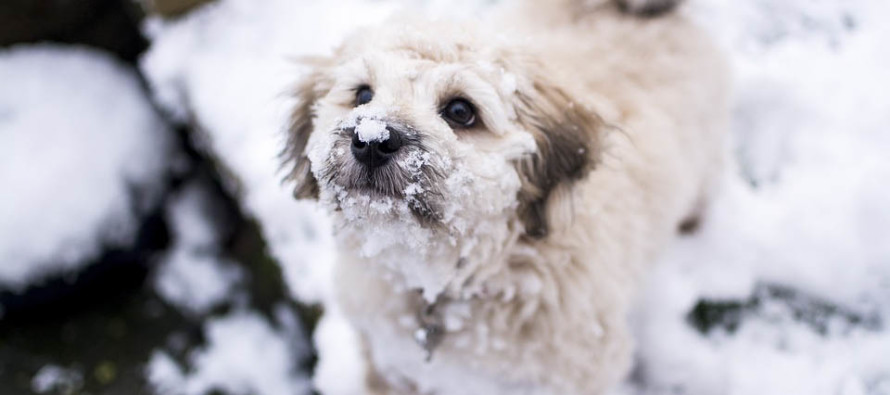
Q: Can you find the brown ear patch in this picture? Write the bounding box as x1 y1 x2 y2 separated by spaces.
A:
282 63 333 200
513 78 605 239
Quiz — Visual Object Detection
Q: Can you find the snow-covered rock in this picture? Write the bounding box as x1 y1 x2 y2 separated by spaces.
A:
0 45 173 292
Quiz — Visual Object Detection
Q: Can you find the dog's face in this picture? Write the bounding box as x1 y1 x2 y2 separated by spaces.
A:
285 21 605 298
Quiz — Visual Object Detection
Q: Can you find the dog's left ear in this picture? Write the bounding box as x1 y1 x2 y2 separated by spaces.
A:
282 59 333 200
511 64 606 239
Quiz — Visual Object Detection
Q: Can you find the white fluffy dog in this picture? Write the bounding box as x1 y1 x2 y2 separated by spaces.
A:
284 0 728 393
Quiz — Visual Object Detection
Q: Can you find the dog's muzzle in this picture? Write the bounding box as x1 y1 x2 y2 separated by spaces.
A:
332 118 444 224
331 117 421 198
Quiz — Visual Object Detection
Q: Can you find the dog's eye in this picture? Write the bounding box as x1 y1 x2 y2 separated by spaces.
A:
355 86 374 106
441 99 477 128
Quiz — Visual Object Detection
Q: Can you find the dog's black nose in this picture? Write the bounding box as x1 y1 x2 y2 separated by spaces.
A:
350 126 403 168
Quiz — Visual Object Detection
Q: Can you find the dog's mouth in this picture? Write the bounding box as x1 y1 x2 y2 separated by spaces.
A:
339 163 408 197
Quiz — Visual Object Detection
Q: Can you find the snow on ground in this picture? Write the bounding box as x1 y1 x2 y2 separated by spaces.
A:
147 309 311 395
312 305 367 395
0 45 173 292
30 364 84 394
140 0 890 394
154 179 244 315
629 1 890 394
148 175 311 394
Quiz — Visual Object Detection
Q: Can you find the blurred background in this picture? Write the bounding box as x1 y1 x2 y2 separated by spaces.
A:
0 0 888 395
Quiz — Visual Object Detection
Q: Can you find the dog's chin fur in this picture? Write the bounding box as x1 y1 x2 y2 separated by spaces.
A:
284 0 729 393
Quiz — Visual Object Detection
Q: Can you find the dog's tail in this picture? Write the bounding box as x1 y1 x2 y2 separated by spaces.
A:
519 0 683 22
612 0 684 17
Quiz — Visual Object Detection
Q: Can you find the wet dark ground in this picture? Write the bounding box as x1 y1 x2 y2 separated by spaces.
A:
0 166 318 395
0 278 192 394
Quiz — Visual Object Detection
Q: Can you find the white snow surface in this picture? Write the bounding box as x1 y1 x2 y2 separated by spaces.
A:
141 0 890 394
141 0 399 303
0 45 172 291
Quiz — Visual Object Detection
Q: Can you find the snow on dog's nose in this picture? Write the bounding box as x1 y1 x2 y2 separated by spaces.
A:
348 117 404 169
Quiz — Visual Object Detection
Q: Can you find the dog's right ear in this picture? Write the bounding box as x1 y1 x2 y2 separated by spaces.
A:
283 59 333 200
508 58 606 239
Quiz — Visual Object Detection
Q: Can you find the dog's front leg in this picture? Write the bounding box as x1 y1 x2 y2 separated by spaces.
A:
360 334 420 395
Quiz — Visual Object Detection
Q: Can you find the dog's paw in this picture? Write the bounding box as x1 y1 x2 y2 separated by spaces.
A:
616 0 684 17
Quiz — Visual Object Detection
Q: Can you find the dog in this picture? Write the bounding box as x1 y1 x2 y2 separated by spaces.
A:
284 0 728 393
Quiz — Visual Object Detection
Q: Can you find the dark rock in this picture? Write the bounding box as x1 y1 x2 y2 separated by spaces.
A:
687 282 883 336
0 0 147 62
0 209 169 322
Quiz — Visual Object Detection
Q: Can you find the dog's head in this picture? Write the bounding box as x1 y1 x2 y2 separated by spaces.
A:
284 21 605 297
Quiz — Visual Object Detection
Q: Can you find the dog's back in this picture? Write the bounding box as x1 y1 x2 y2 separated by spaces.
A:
475 1 730 392
501 0 728 240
